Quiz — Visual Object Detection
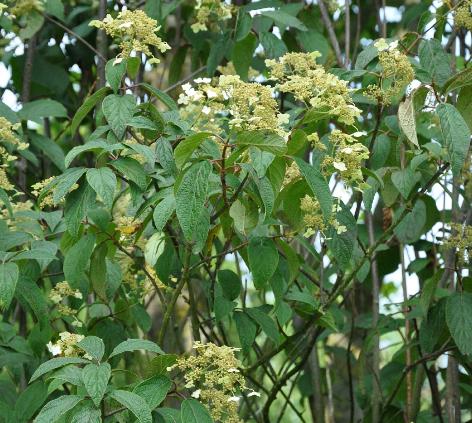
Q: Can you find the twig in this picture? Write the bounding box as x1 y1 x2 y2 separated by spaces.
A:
318 0 344 67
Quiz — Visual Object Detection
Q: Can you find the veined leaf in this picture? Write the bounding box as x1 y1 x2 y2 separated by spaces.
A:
82 363 111 406
181 399 214 423
102 94 136 139
0 262 18 310
108 390 152 423
86 168 117 208
71 87 111 135
109 339 164 358
446 292 472 355
30 358 90 382
234 131 287 155
248 237 278 289
398 96 419 147
34 395 84 423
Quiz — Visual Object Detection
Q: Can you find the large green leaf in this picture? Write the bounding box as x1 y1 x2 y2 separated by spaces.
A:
19 99 67 122
234 131 287 155
64 140 110 168
63 233 96 292
109 339 164 358
260 10 307 31
82 363 111 406
86 168 117 208
77 336 105 362
437 103 471 176
391 167 417 199
70 87 111 135
30 358 90 382
418 39 451 87
52 167 87 204
233 33 258 80
398 97 419 148
153 195 176 232
108 390 152 423
175 161 212 241
133 375 171 409
446 292 472 355
248 237 278 289
105 59 127 93
174 132 212 169
102 94 136 139
34 395 84 423
180 399 213 423
0 262 18 310
110 157 148 190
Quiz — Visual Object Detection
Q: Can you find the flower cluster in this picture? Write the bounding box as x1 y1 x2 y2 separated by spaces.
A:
49 281 83 304
90 10 170 65
443 223 472 266
31 176 78 209
321 130 369 186
178 75 289 137
455 0 472 31
191 0 233 33
218 61 259 80
365 39 414 105
266 52 361 125
301 199 347 238
170 342 257 423
46 331 87 357
7 0 43 18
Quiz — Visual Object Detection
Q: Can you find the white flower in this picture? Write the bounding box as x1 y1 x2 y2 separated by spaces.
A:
177 94 189 105
336 225 347 234
191 389 201 399
333 161 347 172
182 83 192 93
113 57 123 65
227 396 240 403
47 341 61 356
118 21 133 29
374 38 389 52
351 131 367 138
74 291 83 299
194 77 211 84
389 40 399 49
277 113 290 125
247 391 261 397
227 367 240 373
202 106 211 115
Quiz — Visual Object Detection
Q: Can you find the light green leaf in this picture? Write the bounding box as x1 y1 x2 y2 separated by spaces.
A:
0 262 19 310
418 39 451 87
391 167 417 199
140 83 178 110
174 132 212 169
34 395 84 423
153 195 176 232
234 131 287 155
108 390 152 423
133 375 171 410
437 103 471 176
86 168 117 208
105 59 127 92
19 99 67 122
70 403 101 423
77 336 105 362
52 167 87 204
292 156 332 220
144 233 165 267
111 157 148 190
398 96 419 147
102 94 136 139
446 292 472 355
82 363 111 407
247 306 281 345
248 237 278 289
181 399 214 423
175 161 212 241
109 339 164 358
442 67 472 94
30 358 90 382
71 87 111 135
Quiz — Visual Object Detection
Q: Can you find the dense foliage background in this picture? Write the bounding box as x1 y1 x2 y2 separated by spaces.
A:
0 0 471 422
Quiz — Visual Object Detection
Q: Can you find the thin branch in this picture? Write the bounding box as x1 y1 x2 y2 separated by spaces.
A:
318 0 344 67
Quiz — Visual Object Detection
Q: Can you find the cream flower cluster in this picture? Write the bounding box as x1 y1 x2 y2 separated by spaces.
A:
49 281 83 304
170 342 258 423
365 38 414 105
31 176 78 209
191 0 233 33
266 52 361 125
443 223 472 266
178 75 289 137
47 331 88 357
455 0 472 31
90 10 170 65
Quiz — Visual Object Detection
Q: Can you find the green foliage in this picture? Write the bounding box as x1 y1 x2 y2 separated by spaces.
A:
1 1 472 422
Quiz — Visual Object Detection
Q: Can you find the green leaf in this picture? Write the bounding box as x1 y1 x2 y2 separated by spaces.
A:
16 276 49 329
235 11 252 41
144 233 165 267
133 375 171 409
181 399 214 423
64 140 110 168
292 157 332 220
71 87 111 135
111 157 148 190
77 336 105 362
354 43 378 70
29 133 66 171
105 59 127 92
254 175 274 221
53 167 87 204
207 33 230 76
140 83 178 110
102 94 136 139
70 403 101 423
19 99 67 122
398 96 419 147
233 33 257 81
153 195 176 232
14 381 48 422
259 31 287 59
234 311 257 353
86 168 117 208
10 249 57 261
418 39 451 87
437 103 471 176
175 161 212 241
442 67 472 94
108 390 152 423
64 183 96 236
0 262 18 310
247 306 281 345
234 131 287 155
174 132 212 169
34 395 84 423
30 358 90 382
63 233 96 291
446 292 472 355
260 10 307 31
82 363 111 406
109 339 164 358
217 269 241 301
391 167 417 199
248 237 278 289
